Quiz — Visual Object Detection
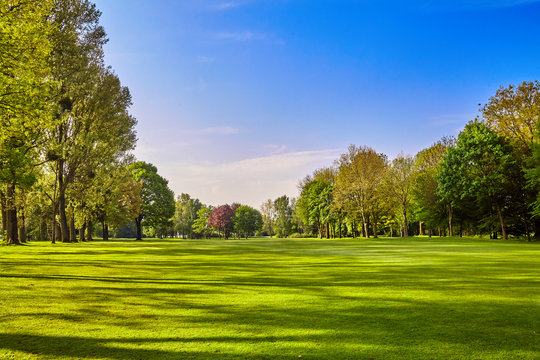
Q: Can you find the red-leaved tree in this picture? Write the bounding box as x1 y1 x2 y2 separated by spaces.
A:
208 204 235 239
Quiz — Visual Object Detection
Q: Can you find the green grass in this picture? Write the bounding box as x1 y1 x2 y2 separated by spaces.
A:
0 236 538 359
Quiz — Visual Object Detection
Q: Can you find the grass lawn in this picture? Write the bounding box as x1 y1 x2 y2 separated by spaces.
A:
0 236 538 359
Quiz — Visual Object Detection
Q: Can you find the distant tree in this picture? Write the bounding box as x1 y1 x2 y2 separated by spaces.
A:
334 145 387 237
130 162 175 240
234 206 263 239
173 193 202 239
192 205 213 238
273 195 293 237
260 199 275 236
526 120 540 219
385 153 416 237
412 138 455 236
208 204 235 239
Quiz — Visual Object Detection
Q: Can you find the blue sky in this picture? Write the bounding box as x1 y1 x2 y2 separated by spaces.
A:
93 0 540 207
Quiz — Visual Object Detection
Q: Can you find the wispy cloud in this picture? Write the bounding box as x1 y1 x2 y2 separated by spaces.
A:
165 149 340 207
184 126 242 135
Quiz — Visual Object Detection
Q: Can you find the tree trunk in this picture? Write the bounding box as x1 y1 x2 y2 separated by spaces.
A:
57 160 70 243
79 222 86 242
86 220 93 241
419 221 423 236
326 223 330 239
372 217 378 238
102 222 109 241
361 209 368 238
402 207 408 237
135 216 142 240
5 184 19 245
0 190 6 240
496 204 507 240
18 208 26 243
448 202 453 237
69 212 76 242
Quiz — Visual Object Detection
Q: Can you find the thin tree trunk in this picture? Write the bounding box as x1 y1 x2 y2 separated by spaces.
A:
361 209 368 238
496 204 507 240
69 212 76 242
6 184 19 245
18 208 26 243
419 221 423 236
448 202 454 237
79 222 86 242
0 190 6 240
102 222 109 241
372 217 378 238
135 216 142 240
57 159 70 243
86 220 93 241
402 207 408 237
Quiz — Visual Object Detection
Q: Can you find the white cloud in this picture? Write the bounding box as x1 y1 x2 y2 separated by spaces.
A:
164 149 340 208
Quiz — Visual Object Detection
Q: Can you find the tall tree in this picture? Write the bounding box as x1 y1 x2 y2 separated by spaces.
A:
334 145 387 237
0 0 55 244
173 193 202 239
438 121 519 239
273 195 293 238
130 161 175 240
192 205 213 239
385 153 416 237
208 204 235 239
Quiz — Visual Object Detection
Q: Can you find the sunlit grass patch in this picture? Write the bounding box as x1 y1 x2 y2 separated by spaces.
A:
0 237 538 359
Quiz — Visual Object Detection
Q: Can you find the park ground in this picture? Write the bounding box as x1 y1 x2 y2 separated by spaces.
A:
0 236 538 359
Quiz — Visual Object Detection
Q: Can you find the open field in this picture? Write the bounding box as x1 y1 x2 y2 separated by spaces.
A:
0 237 538 359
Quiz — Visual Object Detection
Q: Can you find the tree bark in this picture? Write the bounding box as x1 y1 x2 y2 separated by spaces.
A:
135 216 142 240
86 220 93 241
496 204 507 240
419 221 423 236
57 159 70 243
402 207 408 237
18 208 26 243
102 222 109 241
0 190 6 240
448 203 454 237
79 222 86 242
5 184 19 245
69 212 76 242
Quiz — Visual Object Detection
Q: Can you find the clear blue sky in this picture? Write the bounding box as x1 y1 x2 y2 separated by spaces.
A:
93 0 540 207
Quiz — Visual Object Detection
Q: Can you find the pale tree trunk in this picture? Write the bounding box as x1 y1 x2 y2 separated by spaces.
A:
419 221 423 236
69 211 76 242
57 159 70 243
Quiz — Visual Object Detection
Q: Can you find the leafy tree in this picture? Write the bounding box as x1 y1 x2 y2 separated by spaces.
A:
234 205 263 239
192 205 213 238
412 138 455 236
208 204 235 239
0 0 56 244
260 199 275 236
482 81 539 154
273 195 293 237
334 145 387 237
130 162 175 240
526 119 540 219
173 193 202 239
385 153 416 237
438 121 519 239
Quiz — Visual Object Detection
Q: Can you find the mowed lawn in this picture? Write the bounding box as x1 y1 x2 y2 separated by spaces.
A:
0 237 538 359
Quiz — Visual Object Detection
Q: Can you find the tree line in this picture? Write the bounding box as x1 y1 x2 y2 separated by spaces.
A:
284 81 539 241
0 0 145 244
1 1 538 244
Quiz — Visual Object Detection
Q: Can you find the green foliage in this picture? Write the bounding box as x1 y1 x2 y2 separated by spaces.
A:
130 161 175 231
273 195 293 237
234 205 263 239
192 205 213 238
526 119 540 217
173 193 202 238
